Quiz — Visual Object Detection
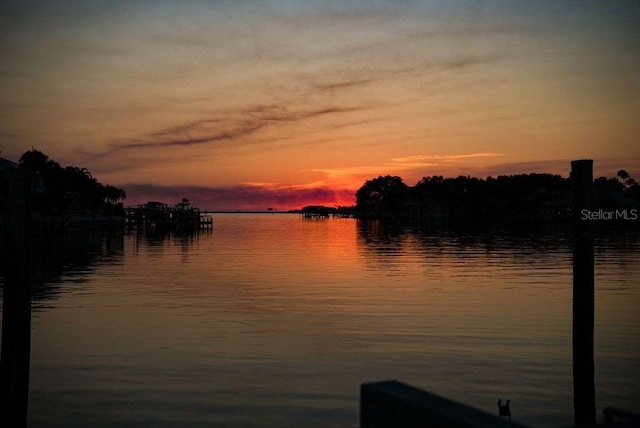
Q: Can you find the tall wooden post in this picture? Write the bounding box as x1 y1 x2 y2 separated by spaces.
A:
571 160 596 426
1 168 33 427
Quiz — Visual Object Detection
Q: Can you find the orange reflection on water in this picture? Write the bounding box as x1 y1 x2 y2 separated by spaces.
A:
26 215 640 427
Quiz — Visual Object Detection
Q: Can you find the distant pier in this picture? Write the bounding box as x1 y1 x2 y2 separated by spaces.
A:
299 205 354 219
125 199 212 230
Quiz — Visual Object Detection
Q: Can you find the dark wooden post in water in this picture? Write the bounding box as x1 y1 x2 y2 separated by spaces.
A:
571 159 596 426
0 169 33 427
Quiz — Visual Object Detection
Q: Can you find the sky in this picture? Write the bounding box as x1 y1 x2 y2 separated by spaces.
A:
1 0 639 211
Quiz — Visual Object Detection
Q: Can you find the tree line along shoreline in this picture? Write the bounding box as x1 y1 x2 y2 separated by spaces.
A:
2 149 639 227
1 149 126 227
352 171 639 223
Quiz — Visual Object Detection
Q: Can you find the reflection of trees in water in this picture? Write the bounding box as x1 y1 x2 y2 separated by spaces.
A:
593 229 640 277
356 218 565 249
356 219 639 263
356 219 405 248
594 228 640 251
129 227 211 257
0 229 125 308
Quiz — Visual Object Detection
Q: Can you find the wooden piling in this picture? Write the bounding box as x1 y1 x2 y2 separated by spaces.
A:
571 160 596 426
0 169 33 427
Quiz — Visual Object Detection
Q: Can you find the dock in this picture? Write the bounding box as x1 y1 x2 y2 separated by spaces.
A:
125 199 212 230
299 205 354 219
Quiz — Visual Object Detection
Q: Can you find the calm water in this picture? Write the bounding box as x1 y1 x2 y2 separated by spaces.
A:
2 214 639 427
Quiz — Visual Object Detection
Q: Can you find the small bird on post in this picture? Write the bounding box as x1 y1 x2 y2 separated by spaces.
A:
498 399 511 421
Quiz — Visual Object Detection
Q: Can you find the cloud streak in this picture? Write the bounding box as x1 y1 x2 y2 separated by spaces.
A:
103 105 370 155
115 123 269 150
309 152 510 186
391 153 507 163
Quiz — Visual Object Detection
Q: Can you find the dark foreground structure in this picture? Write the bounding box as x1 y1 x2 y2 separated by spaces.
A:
361 381 525 428
1 169 32 428
572 160 596 425
360 381 639 428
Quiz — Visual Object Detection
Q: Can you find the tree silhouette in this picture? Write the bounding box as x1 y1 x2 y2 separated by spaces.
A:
356 172 576 221
19 149 51 172
18 149 66 215
103 185 126 205
355 175 408 218
17 149 126 219
617 169 638 189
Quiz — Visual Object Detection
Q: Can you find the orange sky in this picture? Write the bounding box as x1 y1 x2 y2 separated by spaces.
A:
1 1 639 210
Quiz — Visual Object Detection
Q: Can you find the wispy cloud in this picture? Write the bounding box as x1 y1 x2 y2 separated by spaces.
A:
314 78 378 92
114 123 268 150
103 105 369 154
148 119 225 137
241 182 277 187
309 152 510 186
475 158 640 179
391 153 507 163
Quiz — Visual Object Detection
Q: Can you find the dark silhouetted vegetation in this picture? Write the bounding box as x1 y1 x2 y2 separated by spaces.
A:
594 170 640 210
16 149 126 220
354 170 640 223
355 175 409 219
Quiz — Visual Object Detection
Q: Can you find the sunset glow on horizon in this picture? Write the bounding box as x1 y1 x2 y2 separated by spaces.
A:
2 1 639 210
